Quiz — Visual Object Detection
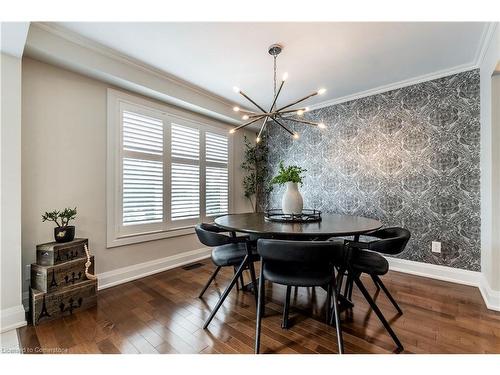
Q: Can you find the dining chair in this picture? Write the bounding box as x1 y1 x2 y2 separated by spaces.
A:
254 239 344 354
342 227 411 352
194 223 259 329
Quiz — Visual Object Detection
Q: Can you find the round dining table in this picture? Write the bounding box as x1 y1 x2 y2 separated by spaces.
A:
214 212 383 240
214 212 383 312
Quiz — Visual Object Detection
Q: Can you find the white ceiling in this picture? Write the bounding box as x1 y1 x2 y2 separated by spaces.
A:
57 22 487 111
0 22 30 58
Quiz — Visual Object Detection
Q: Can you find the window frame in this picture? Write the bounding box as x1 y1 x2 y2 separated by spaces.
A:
107 89 233 248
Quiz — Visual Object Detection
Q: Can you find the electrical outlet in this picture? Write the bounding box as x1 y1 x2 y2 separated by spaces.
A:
431 241 442 254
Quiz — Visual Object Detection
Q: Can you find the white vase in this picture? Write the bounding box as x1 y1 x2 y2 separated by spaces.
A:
282 182 303 215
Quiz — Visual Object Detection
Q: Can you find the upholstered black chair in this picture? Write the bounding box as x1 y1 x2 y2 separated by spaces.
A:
195 223 258 329
342 227 410 352
254 239 344 354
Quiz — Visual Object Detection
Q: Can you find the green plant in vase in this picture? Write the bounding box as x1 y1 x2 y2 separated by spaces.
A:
270 162 307 214
42 207 77 243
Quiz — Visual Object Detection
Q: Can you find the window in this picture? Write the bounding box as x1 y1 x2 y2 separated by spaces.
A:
107 89 232 247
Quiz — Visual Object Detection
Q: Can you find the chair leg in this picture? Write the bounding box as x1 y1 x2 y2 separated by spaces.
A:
373 274 403 314
281 286 292 329
336 267 346 294
248 261 259 306
240 272 245 291
233 266 240 291
354 275 404 352
325 283 332 324
343 273 351 297
203 255 249 329
199 266 221 298
330 277 344 354
255 264 265 354
347 277 354 300
370 274 381 290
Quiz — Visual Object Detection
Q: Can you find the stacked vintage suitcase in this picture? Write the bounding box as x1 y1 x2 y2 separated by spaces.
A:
29 238 97 325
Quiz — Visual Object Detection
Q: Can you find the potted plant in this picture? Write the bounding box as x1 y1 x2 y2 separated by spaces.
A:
42 207 77 243
270 162 307 215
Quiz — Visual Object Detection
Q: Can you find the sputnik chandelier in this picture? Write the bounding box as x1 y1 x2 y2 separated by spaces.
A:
229 43 327 142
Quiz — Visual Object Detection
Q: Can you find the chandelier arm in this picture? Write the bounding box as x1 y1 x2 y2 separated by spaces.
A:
249 113 273 118
279 107 308 115
256 116 268 140
241 110 259 115
238 91 268 113
276 92 318 113
280 117 321 127
270 116 295 136
232 115 266 132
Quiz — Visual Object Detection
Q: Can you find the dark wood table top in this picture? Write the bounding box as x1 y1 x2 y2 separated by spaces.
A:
214 213 382 239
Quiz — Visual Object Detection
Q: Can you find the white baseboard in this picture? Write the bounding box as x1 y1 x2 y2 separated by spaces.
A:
0 328 22 353
478 275 500 312
97 247 211 290
386 257 481 286
386 256 500 311
0 305 27 333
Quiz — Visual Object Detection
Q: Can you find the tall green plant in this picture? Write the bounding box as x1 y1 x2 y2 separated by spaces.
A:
241 135 272 212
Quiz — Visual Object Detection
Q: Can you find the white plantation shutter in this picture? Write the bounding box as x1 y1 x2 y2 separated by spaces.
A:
121 110 164 226
171 123 200 221
123 111 163 155
205 132 229 216
108 90 233 247
206 132 228 163
122 158 163 225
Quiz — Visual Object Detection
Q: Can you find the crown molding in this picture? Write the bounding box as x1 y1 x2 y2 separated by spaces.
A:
474 22 498 67
25 22 245 125
308 23 494 112
27 22 494 122
307 63 478 112
32 22 238 110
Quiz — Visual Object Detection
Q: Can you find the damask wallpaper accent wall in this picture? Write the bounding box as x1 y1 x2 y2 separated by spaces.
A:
264 69 481 271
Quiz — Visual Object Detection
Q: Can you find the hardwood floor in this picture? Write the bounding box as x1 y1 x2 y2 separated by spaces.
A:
18 258 500 354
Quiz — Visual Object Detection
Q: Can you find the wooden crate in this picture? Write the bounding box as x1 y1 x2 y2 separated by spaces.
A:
31 256 94 293
36 238 88 266
30 279 97 325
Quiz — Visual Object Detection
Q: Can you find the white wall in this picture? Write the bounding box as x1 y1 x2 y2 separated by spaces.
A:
480 24 500 295
0 53 26 332
21 58 253 294
492 73 500 290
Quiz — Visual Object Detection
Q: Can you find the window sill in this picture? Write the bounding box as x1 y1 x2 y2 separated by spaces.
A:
107 226 195 248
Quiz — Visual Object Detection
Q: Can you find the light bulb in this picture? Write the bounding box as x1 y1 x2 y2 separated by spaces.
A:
256 136 261 143
233 86 240 93
293 133 300 140
242 114 249 120
282 72 289 81
297 109 304 116
305 107 310 112
317 88 326 95
229 129 235 134
318 122 326 129
233 106 240 112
